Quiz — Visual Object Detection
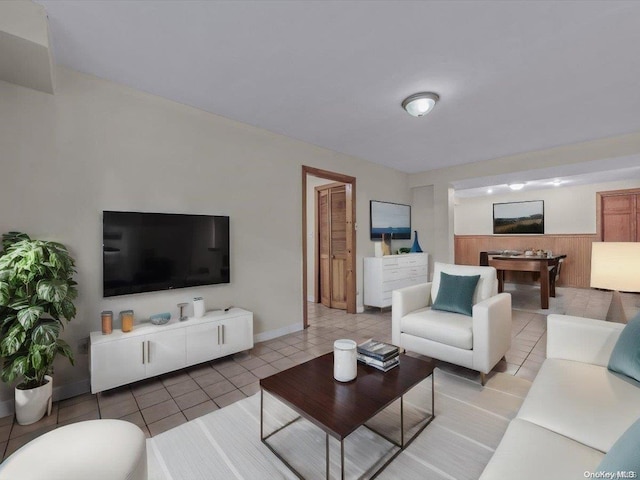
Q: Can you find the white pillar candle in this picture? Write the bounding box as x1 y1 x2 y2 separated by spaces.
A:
193 297 205 318
334 339 357 382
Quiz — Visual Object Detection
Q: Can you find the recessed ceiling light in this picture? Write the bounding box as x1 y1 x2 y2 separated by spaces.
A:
552 179 562 186
509 183 525 191
402 92 439 117
487 188 493 194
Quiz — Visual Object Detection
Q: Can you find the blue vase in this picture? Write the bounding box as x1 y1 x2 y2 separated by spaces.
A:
410 230 423 253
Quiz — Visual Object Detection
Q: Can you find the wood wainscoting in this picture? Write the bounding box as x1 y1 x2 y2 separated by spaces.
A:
454 234 599 288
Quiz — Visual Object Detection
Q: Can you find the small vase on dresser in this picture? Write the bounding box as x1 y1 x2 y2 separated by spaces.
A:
410 230 423 253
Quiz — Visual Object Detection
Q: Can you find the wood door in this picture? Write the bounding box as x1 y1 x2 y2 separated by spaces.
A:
317 184 347 310
318 189 331 307
330 185 347 309
599 189 640 242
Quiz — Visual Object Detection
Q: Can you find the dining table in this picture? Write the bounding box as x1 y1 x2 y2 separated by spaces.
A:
488 254 567 309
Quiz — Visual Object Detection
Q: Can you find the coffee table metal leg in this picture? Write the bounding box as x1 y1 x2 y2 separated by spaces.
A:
432 372 435 416
341 439 345 480
400 396 404 447
326 433 330 480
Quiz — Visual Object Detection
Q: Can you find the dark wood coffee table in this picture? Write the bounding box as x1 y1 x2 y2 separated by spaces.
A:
260 352 435 479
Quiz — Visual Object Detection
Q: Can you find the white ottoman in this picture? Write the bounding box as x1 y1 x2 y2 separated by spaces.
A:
0 419 147 480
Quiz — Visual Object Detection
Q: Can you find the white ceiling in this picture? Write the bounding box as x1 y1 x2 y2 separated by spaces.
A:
36 1 640 175
454 156 640 197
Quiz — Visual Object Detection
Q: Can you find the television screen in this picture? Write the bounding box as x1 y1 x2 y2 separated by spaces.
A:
370 200 411 240
103 211 230 297
493 201 544 234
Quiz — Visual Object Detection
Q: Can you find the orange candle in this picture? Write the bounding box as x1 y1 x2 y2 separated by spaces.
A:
120 310 134 333
101 310 113 335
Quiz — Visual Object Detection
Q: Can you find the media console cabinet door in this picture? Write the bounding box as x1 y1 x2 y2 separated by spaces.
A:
91 335 146 393
144 329 187 377
219 317 253 356
185 315 253 363
186 322 221 365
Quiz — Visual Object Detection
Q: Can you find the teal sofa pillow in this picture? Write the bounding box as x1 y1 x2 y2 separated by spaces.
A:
431 272 480 317
596 416 640 476
608 312 640 383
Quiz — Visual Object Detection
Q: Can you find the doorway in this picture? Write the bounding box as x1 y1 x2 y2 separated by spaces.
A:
302 166 356 328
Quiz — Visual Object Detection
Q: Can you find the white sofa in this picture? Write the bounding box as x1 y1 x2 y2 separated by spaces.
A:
480 314 640 480
392 262 512 384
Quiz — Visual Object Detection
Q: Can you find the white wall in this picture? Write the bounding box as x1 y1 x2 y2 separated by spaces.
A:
0 67 410 411
0 1 55 93
455 179 640 235
411 185 435 278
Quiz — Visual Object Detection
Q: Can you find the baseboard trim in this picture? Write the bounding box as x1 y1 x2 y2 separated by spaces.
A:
54 378 91 403
254 322 303 343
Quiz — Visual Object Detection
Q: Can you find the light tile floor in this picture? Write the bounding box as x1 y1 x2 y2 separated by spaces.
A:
1 285 638 461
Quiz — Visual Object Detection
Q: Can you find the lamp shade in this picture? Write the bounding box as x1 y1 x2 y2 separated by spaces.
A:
402 92 439 117
591 242 640 292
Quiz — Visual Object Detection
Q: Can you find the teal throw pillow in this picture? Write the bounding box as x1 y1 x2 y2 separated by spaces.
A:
431 272 480 317
608 312 640 383
596 416 640 477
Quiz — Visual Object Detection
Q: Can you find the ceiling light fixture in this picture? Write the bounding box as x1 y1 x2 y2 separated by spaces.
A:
552 179 562 186
402 92 439 117
509 183 525 191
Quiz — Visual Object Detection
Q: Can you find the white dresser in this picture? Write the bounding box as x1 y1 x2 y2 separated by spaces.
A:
363 253 429 308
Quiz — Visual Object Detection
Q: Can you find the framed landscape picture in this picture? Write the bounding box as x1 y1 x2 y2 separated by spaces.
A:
493 200 544 234
370 200 411 240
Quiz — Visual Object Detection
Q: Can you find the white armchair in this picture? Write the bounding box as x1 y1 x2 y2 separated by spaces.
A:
392 262 512 385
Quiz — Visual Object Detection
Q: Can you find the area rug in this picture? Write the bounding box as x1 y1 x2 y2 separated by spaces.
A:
147 369 531 480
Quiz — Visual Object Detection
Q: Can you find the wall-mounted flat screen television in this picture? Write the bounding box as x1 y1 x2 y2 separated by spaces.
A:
493 200 544 234
103 211 230 297
370 200 411 240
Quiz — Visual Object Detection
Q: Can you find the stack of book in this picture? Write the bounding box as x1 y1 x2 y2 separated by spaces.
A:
356 339 400 372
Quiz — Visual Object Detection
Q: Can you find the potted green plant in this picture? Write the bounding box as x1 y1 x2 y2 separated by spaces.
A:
0 232 77 425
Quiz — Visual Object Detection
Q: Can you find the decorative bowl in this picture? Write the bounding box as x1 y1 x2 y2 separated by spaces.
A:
149 312 171 325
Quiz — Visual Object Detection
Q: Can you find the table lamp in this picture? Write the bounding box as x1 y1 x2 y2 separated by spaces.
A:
590 242 640 323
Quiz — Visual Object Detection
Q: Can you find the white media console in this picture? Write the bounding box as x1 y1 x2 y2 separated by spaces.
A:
89 307 253 393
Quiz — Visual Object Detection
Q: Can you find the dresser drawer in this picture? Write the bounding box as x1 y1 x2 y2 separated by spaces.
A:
382 265 427 282
396 254 428 267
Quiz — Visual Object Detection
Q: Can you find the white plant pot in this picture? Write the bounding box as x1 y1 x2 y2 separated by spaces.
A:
15 375 53 426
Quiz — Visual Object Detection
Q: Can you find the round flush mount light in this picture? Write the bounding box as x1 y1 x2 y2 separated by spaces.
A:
402 92 440 117
509 183 525 191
